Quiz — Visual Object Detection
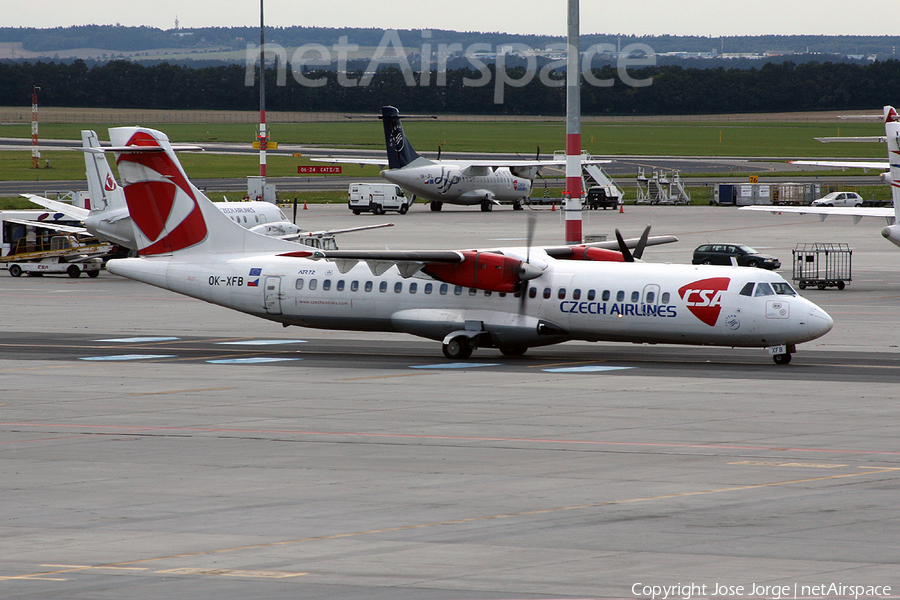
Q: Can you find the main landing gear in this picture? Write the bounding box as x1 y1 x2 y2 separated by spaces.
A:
442 335 473 359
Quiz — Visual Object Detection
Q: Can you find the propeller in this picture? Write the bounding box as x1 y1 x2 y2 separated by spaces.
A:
437 144 441 160
517 214 538 314
614 225 652 262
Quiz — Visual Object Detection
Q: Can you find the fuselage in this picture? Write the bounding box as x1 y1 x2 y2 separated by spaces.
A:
381 164 532 204
108 251 833 351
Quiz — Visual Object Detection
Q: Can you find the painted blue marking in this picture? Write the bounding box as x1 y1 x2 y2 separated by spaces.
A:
543 366 634 373
411 363 501 369
80 355 176 361
207 357 301 364
216 340 307 346
94 337 180 343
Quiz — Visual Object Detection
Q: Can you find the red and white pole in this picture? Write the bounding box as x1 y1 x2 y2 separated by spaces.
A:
258 0 267 178
564 0 582 244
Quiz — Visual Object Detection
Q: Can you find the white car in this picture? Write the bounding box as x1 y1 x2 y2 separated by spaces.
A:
811 191 863 207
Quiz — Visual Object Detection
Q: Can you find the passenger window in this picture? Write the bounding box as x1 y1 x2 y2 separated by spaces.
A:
528 287 537 299
394 282 403 293
587 289 595 301
379 281 387 292
646 291 655 304
631 291 639 303
365 281 373 292
409 282 417 294
336 280 344 292
602 290 611 302
543 287 551 299
323 280 331 291
484 290 491 297
661 292 670 303
309 279 318 290
350 281 358 292
754 282 774 296
469 287 477 296
440 284 448 295
454 286 462 296
572 289 581 300
295 278 304 290
557 288 566 300
740 282 755 296
616 290 625 302
424 283 432 294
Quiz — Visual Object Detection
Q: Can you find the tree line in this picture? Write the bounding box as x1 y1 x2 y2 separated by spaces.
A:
1 59 898 116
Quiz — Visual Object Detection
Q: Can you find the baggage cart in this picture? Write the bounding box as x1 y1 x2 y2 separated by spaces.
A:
792 243 852 290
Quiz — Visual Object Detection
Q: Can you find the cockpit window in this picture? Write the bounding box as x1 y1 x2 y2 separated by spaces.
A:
739 282 754 297
771 282 797 296
753 282 774 296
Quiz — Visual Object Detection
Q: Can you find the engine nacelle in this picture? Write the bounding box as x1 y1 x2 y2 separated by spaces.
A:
881 224 900 249
880 171 893 184
564 245 626 262
423 251 541 293
510 166 539 179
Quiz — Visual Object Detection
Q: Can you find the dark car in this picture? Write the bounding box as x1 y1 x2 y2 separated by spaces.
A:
692 244 781 269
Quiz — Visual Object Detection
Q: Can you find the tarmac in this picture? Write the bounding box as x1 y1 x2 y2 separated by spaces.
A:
1 203 899 600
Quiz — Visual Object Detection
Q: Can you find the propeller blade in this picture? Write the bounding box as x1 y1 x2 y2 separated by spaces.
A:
519 215 537 314
437 145 441 160
633 225 651 260
535 145 540 161
615 229 634 262
525 214 536 264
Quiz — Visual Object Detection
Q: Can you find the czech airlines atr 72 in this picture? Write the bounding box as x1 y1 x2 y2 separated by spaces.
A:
741 106 900 248
106 126 833 365
24 131 390 251
314 106 611 212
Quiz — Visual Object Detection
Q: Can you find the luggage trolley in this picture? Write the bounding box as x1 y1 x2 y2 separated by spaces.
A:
792 243 852 290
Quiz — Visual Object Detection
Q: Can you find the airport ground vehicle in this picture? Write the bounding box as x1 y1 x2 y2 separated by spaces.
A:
811 192 863 207
585 186 620 210
692 244 781 270
348 183 411 215
2 232 110 278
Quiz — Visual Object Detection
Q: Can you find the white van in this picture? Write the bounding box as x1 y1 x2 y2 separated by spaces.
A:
348 183 411 215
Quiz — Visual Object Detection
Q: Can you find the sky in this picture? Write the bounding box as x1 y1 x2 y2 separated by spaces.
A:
4 0 899 37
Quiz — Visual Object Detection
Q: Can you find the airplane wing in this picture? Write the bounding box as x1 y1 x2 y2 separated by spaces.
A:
814 136 887 143
789 160 889 170
22 194 90 221
294 222 395 239
310 157 611 168
739 205 895 223
2 217 88 235
542 235 679 257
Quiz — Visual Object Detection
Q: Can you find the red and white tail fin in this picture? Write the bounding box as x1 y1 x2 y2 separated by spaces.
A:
884 107 900 224
109 127 292 256
83 130 125 214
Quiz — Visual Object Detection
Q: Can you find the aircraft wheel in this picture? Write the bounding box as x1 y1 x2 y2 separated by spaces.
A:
9 264 22 277
442 336 473 360
480 200 493 212
399 204 409 215
67 265 81 278
430 201 443 212
499 345 528 357
87 270 100 278
513 201 524 211
773 353 792 365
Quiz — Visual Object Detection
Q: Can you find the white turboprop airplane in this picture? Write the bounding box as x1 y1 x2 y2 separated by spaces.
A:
105 126 833 365
313 106 611 212
742 106 900 247
24 130 392 251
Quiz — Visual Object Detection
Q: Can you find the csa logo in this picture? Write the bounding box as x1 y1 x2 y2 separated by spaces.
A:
678 277 730 326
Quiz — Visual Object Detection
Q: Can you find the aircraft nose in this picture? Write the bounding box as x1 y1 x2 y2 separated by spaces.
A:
807 305 834 340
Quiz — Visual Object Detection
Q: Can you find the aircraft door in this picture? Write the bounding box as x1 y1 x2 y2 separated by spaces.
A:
264 276 283 315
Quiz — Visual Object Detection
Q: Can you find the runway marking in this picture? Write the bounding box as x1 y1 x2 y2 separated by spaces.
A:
730 460 847 468
126 387 236 396
206 357 301 364
543 366 634 373
215 339 307 345
410 362 501 369
8 467 895 583
79 354 177 361
94 337 181 343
